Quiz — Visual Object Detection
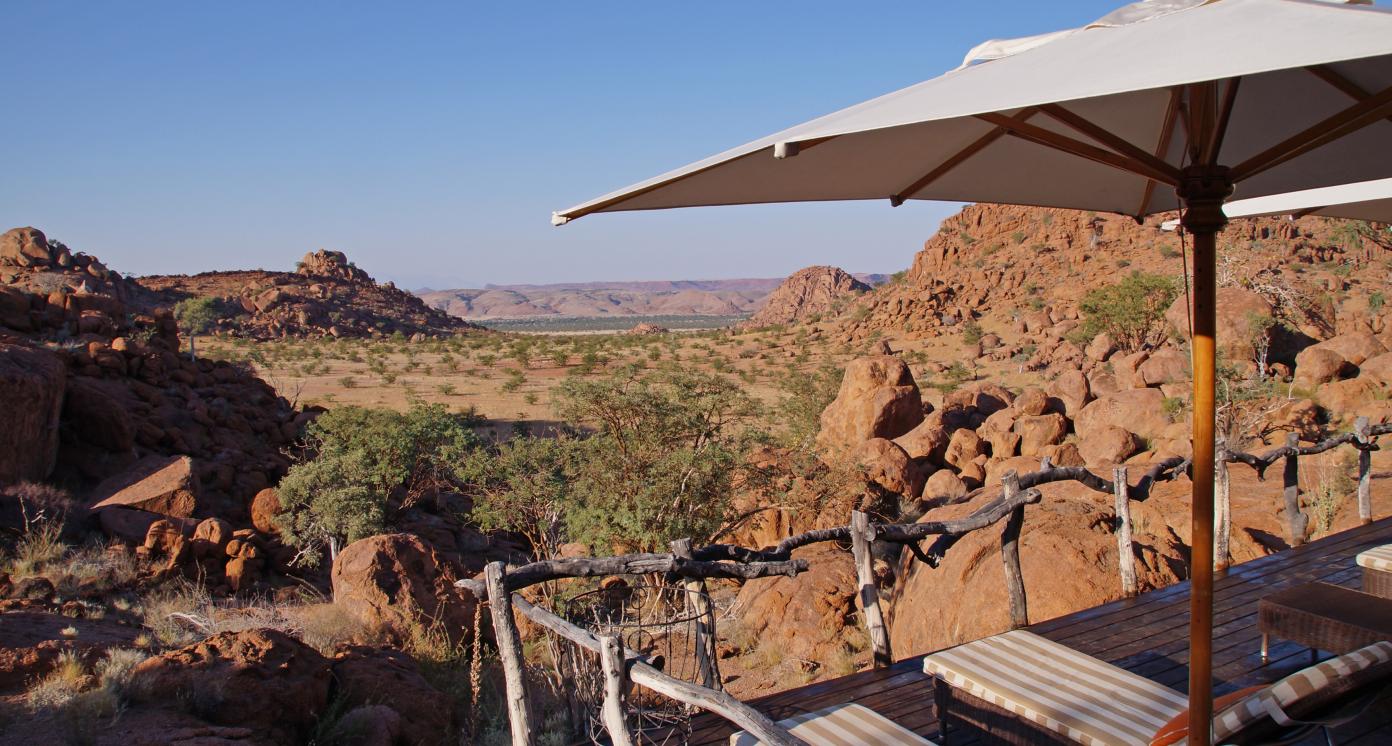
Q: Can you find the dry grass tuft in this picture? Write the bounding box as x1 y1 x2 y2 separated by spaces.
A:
26 651 89 712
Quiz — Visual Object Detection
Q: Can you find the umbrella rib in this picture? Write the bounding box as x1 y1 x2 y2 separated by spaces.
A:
977 112 1179 186
1232 81 1392 182
1307 64 1392 126
1136 88 1183 218
890 108 1039 205
1037 104 1182 184
1202 77 1242 167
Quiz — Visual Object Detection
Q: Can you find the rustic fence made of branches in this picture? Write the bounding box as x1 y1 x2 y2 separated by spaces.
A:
456 416 1390 746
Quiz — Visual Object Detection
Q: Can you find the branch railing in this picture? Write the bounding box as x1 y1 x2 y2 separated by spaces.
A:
456 416 1386 745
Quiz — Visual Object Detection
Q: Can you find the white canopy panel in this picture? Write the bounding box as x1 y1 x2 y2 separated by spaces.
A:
555 0 1392 224
1224 177 1392 221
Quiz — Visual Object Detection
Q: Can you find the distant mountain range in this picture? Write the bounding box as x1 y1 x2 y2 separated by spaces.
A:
416 274 890 320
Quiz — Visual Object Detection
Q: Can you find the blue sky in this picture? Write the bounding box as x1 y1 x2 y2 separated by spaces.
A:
2 2 1122 290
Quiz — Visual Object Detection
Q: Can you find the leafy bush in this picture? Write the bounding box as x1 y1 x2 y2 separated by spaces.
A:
961 320 985 345
774 364 843 451
553 367 763 552
1077 272 1179 351
277 404 482 564
460 436 574 561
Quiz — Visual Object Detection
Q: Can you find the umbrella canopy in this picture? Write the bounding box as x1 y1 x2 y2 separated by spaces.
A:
554 2 1392 743
555 0 1392 225
1225 177 1392 221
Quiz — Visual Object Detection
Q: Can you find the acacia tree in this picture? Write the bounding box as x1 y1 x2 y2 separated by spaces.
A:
172 296 222 361
1078 271 1179 351
459 435 573 562
554 366 763 552
276 404 481 566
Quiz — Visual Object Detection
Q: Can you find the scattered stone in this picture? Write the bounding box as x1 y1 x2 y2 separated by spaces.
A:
89 454 199 518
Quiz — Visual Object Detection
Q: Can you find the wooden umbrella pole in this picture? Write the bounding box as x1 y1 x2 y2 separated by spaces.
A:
1179 164 1233 746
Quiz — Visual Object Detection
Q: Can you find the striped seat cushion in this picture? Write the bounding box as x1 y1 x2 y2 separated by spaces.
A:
923 629 1187 746
728 703 935 745
1256 640 1392 728
1356 545 1392 572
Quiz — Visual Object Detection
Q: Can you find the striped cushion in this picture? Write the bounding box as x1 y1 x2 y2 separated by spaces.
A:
1356 545 1392 572
728 703 934 745
1259 640 1392 727
923 630 1187 746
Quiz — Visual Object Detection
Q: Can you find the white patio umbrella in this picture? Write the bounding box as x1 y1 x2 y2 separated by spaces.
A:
554 1 1392 741
1224 177 1392 221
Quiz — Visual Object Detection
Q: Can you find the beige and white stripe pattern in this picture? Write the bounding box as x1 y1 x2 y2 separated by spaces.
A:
922 630 1187 746
728 703 935 746
1355 545 1392 572
1258 640 1392 728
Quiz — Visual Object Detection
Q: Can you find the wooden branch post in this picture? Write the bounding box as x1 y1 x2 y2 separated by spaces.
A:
850 511 893 667
1113 466 1138 597
1282 433 1308 546
1356 416 1373 525
508 593 807 746
599 636 636 746
1000 472 1029 629
485 562 536 746
1215 442 1231 572
671 538 720 690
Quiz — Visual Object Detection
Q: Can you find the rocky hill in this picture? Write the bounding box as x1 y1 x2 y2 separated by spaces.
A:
743 265 871 327
419 274 889 320
839 204 1378 344
1 226 304 538
137 250 480 340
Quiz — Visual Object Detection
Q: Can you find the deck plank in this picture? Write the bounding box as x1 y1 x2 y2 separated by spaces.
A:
676 517 1392 744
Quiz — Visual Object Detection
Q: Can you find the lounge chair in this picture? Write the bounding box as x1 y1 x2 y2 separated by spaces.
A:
1357 544 1392 598
729 702 937 745
923 629 1392 745
1258 581 1392 663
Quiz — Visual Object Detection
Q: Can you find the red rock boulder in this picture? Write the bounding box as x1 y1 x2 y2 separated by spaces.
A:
129 629 331 743
817 356 923 451
331 533 479 643
89 455 199 518
0 343 66 483
332 646 455 744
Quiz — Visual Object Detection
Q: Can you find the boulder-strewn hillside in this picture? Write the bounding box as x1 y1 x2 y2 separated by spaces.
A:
137 250 480 340
744 265 871 327
420 274 889 320
839 204 1377 342
1 226 303 530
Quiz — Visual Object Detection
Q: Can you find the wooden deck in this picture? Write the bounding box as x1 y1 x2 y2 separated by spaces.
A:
682 517 1392 744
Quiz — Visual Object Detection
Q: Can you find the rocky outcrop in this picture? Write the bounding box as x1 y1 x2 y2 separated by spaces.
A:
295 250 372 283
135 249 479 340
732 544 861 663
746 266 871 327
628 322 669 335
0 343 65 483
331 533 479 643
1164 287 1275 362
130 629 331 744
888 485 1185 656
816 356 923 452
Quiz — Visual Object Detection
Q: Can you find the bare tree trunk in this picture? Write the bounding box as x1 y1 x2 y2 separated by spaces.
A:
851 511 892 667
1114 466 1138 597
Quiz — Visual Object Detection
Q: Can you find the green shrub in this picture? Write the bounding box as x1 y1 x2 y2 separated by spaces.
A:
553 367 763 552
775 364 843 451
961 320 985 345
276 404 482 564
1077 272 1179 351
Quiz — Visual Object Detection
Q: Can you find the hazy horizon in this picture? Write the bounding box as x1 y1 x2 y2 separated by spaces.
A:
3 2 1121 289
